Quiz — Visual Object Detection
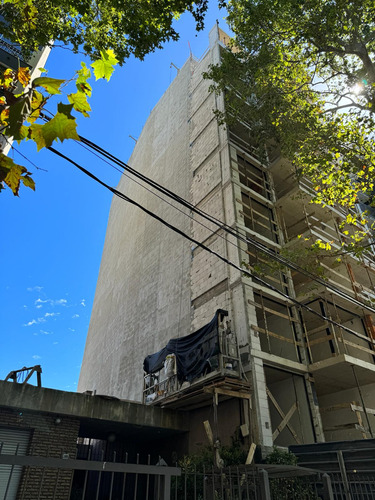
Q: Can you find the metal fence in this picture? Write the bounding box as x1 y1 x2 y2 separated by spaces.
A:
0 452 180 500
0 449 336 500
4 445 375 499
290 441 375 500
329 471 375 499
172 464 334 500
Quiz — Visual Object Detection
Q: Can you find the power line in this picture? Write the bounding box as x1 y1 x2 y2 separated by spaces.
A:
47 145 375 346
75 132 375 315
39 110 375 313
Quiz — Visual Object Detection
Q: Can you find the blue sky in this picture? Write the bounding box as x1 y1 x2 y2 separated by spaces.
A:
1 4 227 392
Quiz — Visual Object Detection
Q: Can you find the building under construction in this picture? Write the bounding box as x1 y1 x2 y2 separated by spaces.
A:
78 26 375 454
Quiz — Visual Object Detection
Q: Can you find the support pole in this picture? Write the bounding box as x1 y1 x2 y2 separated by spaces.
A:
337 450 352 500
322 473 334 500
161 474 171 500
352 366 374 438
258 469 271 500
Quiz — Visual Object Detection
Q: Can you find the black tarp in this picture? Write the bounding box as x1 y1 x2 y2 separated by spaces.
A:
143 309 228 382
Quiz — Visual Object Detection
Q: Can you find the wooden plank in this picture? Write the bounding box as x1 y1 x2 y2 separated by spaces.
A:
240 424 249 437
245 265 285 287
203 386 251 400
364 315 375 344
304 323 329 336
324 423 367 432
307 334 334 347
203 420 214 445
248 299 300 323
232 179 274 206
251 324 302 346
266 388 301 444
354 408 368 439
245 443 257 465
320 403 352 413
350 403 375 416
272 403 297 441
340 338 375 356
239 209 278 229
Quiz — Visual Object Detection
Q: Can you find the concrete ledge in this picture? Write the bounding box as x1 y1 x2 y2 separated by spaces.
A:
0 381 188 432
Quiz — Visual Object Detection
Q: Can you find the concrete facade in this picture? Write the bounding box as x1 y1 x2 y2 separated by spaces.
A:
79 57 193 401
79 26 375 450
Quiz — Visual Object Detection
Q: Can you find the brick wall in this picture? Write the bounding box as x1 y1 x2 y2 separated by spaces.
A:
0 407 79 500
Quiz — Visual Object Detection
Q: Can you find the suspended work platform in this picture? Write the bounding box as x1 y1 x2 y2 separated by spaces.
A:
142 310 250 410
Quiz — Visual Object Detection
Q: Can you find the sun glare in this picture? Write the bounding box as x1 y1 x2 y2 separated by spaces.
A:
352 83 363 95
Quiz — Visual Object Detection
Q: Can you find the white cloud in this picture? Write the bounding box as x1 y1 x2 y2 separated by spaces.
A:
40 330 52 335
35 298 67 307
69 328 75 332
35 298 48 304
24 317 47 327
25 312 60 326
80 299 86 307
32 355 41 360
53 341 59 345
44 312 60 318
72 314 79 318
27 286 43 292
25 319 37 327
36 305 42 309
55 299 67 306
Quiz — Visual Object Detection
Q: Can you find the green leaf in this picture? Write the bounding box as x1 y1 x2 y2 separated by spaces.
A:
68 91 91 117
30 112 79 150
57 102 75 119
91 50 118 82
21 174 35 190
16 125 30 143
32 76 65 95
27 90 46 124
6 95 31 139
76 62 92 96
0 154 34 196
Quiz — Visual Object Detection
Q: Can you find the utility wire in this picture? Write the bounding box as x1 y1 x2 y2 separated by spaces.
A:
75 132 375 315
5 137 48 172
10 144 48 172
47 145 375 346
40 110 375 313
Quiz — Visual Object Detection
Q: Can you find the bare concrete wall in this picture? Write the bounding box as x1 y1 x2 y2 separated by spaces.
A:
188 399 243 453
78 59 194 400
318 381 375 441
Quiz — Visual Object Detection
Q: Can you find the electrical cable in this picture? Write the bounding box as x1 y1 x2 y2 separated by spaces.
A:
47 145 375 346
74 132 375 315
8 142 48 172
39 110 375 314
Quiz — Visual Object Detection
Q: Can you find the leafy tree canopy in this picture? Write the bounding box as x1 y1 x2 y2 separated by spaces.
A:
0 0 209 63
207 0 375 245
0 0 213 195
0 52 117 195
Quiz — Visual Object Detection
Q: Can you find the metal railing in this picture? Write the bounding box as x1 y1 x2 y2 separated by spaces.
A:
291 441 375 500
1 442 356 500
0 447 180 500
172 464 334 500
